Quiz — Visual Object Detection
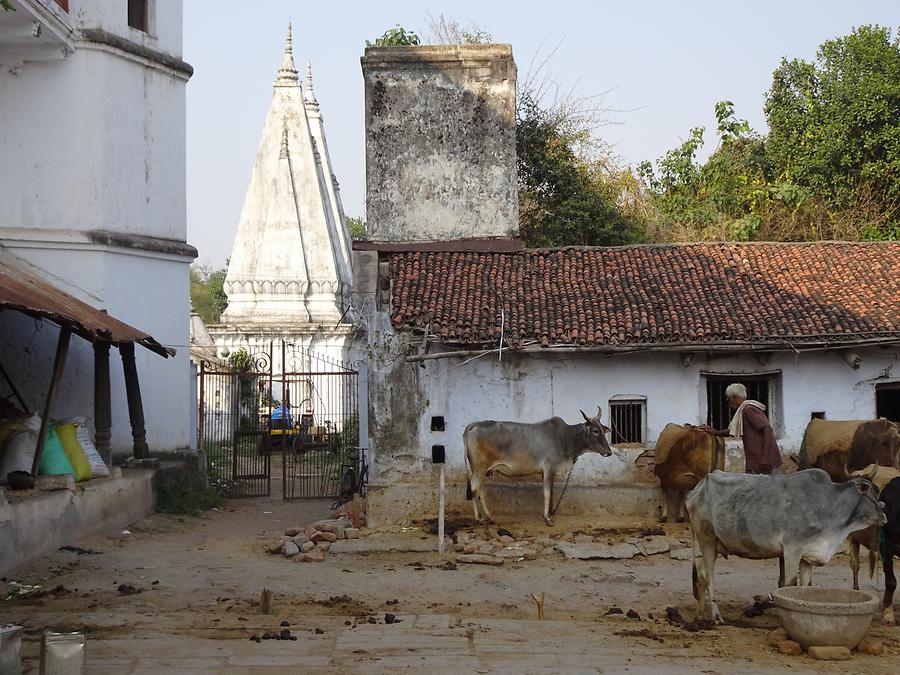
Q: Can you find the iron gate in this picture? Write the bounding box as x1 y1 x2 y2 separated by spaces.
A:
199 341 360 500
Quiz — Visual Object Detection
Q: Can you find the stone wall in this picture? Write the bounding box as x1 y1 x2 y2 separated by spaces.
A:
362 45 518 242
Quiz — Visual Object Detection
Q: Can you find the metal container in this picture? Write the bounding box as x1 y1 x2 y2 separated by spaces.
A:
39 630 85 675
0 625 23 675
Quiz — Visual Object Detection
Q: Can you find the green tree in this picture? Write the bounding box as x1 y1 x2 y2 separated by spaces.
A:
765 25 900 238
517 93 641 246
190 264 228 324
346 216 366 240
366 26 420 47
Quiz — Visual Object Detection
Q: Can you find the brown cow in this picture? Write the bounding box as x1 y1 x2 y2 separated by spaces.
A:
800 418 900 482
652 423 725 523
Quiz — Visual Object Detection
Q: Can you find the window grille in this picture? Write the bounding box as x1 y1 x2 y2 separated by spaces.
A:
609 398 645 444
128 0 148 32
705 375 772 431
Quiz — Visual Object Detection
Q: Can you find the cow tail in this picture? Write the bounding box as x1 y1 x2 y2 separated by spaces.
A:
463 425 473 501
867 546 877 580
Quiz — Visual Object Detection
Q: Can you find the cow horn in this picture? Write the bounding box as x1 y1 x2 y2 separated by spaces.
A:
580 410 589 422
596 405 602 419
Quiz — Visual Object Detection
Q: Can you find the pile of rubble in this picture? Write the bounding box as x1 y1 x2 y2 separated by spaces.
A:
268 517 360 563
448 526 692 565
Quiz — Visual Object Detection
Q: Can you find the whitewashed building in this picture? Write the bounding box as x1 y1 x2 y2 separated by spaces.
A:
0 0 195 457
209 24 355 418
354 44 900 525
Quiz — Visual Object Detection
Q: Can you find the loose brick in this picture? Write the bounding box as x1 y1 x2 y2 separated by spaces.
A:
856 638 883 656
808 646 852 661
776 640 801 656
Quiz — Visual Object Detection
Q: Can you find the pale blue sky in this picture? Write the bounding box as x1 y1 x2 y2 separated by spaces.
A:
185 1 897 265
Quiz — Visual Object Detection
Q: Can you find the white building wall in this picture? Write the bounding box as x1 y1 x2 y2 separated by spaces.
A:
408 347 899 485
0 1 193 455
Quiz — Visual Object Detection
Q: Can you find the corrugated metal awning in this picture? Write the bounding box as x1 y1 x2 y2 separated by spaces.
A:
0 248 171 358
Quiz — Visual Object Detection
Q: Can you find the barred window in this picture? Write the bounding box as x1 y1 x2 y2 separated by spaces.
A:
609 396 646 444
705 374 776 431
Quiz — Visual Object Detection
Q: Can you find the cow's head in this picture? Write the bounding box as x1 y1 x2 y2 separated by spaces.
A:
578 407 613 457
848 471 887 527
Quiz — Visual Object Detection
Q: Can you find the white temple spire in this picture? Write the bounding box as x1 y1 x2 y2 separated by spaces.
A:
275 21 298 85
304 61 319 109
223 24 351 327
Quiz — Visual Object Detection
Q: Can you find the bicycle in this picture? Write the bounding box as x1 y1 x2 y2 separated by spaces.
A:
331 446 368 510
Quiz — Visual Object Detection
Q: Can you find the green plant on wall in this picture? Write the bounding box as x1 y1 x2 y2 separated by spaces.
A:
366 25 420 47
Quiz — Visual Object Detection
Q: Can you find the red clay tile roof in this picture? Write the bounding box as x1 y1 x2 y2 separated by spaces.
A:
389 242 900 349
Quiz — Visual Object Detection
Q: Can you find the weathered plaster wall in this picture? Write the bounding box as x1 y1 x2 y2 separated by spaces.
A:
365 323 899 524
362 45 518 242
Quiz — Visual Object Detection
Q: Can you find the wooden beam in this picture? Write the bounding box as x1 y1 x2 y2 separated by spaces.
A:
119 342 149 458
30 326 72 475
93 341 112 463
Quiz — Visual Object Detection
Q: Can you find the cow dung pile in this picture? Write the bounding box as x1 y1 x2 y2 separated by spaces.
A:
268 517 360 563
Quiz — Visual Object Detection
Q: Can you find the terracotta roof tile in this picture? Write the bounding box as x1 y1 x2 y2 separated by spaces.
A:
388 242 900 348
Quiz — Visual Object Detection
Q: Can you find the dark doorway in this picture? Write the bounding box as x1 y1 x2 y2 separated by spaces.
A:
876 383 900 423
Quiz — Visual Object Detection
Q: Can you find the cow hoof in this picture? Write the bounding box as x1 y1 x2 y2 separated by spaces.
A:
544 518 554 527
883 609 895 627
659 516 668 524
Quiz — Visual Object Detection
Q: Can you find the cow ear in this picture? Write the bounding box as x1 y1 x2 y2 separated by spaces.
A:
580 410 589 422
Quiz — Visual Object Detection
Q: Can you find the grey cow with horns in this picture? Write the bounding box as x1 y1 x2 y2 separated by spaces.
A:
464 407 613 525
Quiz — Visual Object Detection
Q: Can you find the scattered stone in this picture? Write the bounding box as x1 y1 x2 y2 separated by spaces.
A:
320 531 338 543
117 584 142 596
496 527 513 538
456 532 470 545
522 549 539 561
316 541 331 552
561 533 576 543
574 534 593 544
345 528 360 539
453 543 465 553
292 534 308 546
776 640 801 656
385 613 397 624
491 540 505 550
296 549 326 563
462 544 477 554
456 554 504 566
605 607 624 616
280 621 290 627
250 635 261 643
280 629 292 640
367 617 377 624
478 544 494 555
627 609 641 620
315 627 325 635
300 541 315 553
629 537 670 556
282 542 300 557
808 646 852 661
535 537 554 548
856 637 883 656
556 542 640 560
669 547 694 561
284 527 302 537
268 540 285 555
640 527 666 537
497 547 527 559
386 599 399 605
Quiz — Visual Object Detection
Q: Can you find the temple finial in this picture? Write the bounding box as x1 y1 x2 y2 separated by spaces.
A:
276 21 298 84
304 61 319 109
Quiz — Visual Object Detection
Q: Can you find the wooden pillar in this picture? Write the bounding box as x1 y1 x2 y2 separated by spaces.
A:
93 341 112 463
119 342 149 458
31 326 72 475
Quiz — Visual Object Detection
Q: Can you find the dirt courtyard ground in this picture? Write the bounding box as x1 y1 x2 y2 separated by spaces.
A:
3 494 899 674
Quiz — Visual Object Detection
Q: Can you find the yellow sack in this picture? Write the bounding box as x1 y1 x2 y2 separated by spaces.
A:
55 422 93 482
